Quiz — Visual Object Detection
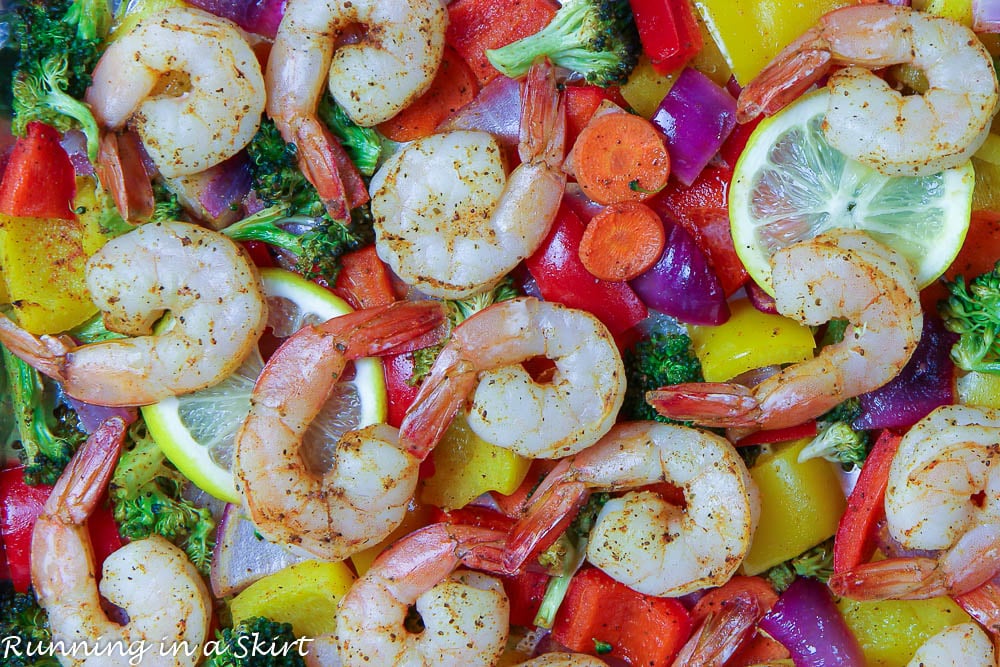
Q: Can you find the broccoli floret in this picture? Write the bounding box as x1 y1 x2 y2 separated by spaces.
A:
317 94 383 177
1 345 87 486
109 420 215 575
820 396 862 426
622 332 703 422
485 0 640 87
7 0 111 161
798 421 871 470
203 616 308 667
409 278 521 385
0 582 59 667
764 538 834 593
150 181 183 223
940 262 1000 372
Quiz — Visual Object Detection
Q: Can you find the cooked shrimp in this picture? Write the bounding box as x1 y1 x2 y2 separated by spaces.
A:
266 0 446 217
400 297 626 460
906 623 995 667
234 301 448 560
504 421 760 598
335 523 509 667
648 229 921 431
31 417 211 667
0 221 267 407
831 405 1000 600
736 4 998 176
85 7 265 178
670 593 763 667
370 59 567 299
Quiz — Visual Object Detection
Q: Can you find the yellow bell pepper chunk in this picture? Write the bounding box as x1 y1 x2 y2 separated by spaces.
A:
230 560 356 637
689 299 815 382
973 157 1000 212
621 56 678 119
350 499 434 576
695 0 861 85
742 437 846 575
957 370 1000 409
837 596 972 667
109 0 185 40
916 0 973 25
420 414 531 510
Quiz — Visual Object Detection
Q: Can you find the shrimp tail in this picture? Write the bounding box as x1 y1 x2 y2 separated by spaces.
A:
670 593 762 667
95 130 155 221
327 300 450 360
44 416 126 525
519 57 566 167
0 313 72 384
646 383 761 428
829 557 947 600
736 29 832 123
292 117 368 220
957 580 1000 636
399 347 479 460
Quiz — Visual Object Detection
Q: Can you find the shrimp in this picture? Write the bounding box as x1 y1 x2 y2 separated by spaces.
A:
517 656 608 666
905 623 995 667
0 221 267 407
830 405 1000 600
31 417 212 666
647 229 921 431
266 0 447 217
84 7 265 178
736 4 999 177
670 593 763 667
335 523 509 667
234 301 448 560
370 59 567 299
399 297 626 461
504 421 760 598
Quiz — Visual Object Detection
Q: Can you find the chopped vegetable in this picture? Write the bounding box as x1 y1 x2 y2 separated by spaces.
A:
0 121 76 220
109 419 215 575
629 0 703 74
578 201 665 281
940 260 1000 372
621 331 703 422
203 616 307 667
0 581 57 667
485 0 641 86
571 111 670 205
797 422 870 470
2 346 86 487
764 538 835 593
316 94 383 177
563 84 625 147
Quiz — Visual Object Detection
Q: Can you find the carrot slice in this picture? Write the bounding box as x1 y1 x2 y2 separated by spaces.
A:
572 112 671 205
578 201 666 281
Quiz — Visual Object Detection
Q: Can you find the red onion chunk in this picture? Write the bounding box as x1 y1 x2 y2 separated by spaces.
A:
60 129 94 176
759 577 865 667
651 68 737 186
561 183 604 223
438 75 521 147
746 279 778 315
65 397 137 433
975 0 1000 32
199 153 252 218
853 316 957 430
186 0 286 37
210 503 306 598
629 218 729 325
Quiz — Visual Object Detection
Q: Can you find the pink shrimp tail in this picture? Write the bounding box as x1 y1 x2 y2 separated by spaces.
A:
290 118 368 221
958 580 1000 636
0 314 72 384
671 593 763 667
43 416 126 525
735 42 832 123
519 57 565 166
646 382 762 428
503 458 589 574
829 557 947 600
399 346 479 461
318 300 449 360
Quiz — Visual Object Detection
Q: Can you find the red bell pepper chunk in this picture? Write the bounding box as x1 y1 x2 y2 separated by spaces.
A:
629 0 703 75
1 466 122 592
832 429 903 574
384 352 421 429
0 121 77 220
332 245 397 309
525 203 647 338
564 85 627 148
429 505 517 532
736 421 819 447
551 566 693 665
503 568 550 627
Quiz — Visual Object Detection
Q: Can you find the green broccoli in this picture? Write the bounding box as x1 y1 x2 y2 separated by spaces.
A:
764 538 834 593
0 582 59 667
622 331 703 422
940 262 1000 373
203 616 308 667
798 421 870 470
109 419 215 575
1 345 87 486
7 0 111 161
151 181 183 223
317 94 383 177
409 278 521 385
485 0 640 87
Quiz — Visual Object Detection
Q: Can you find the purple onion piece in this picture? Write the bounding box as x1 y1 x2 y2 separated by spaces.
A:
60 129 94 176
185 0 286 38
975 0 1000 31
562 183 603 223
437 75 521 147
65 397 137 433
853 316 957 430
199 153 252 218
210 503 307 598
629 218 729 326
746 279 778 315
651 68 737 186
759 577 865 667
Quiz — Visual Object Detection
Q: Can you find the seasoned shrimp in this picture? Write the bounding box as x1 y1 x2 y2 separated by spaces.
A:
234 301 448 560
831 405 1000 600
266 0 446 217
0 221 266 407
736 4 998 176
504 421 760 598
370 59 567 299
906 623 995 667
31 417 211 667
84 7 265 178
400 297 626 460
335 523 509 667
648 229 922 431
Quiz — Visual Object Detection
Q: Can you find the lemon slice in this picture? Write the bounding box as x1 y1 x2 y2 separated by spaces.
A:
141 268 387 503
730 89 974 296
